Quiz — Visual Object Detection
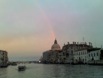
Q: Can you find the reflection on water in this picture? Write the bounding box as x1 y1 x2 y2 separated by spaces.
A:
0 68 7 78
0 64 103 78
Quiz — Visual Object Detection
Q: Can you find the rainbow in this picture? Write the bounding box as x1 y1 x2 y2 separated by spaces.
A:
35 1 56 41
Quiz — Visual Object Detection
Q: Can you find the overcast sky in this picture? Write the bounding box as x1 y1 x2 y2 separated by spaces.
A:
0 0 103 61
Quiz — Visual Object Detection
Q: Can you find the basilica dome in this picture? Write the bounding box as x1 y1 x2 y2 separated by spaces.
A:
51 39 61 51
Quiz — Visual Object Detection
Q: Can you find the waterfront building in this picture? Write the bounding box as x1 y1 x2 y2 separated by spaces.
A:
42 40 103 64
72 48 103 64
0 50 8 67
42 39 61 63
58 51 67 63
88 48 101 61
73 49 88 64
87 48 103 64
62 42 93 63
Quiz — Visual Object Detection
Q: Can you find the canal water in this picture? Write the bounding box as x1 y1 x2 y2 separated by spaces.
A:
0 64 103 78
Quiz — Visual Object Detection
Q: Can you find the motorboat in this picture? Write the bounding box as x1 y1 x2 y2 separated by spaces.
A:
18 65 26 71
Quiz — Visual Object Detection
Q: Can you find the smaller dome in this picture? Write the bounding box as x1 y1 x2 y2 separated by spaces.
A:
51 39 61 51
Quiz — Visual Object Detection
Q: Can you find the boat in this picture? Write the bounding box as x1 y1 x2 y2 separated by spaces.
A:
18 65 26 71
10 62 17 66
0 63 8 68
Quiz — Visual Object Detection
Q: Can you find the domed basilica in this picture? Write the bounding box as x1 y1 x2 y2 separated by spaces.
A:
41 39 61 63
51 39 61 51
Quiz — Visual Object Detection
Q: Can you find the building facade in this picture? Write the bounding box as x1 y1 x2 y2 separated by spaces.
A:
73 49 88 63
42 40 103 64
0 50 8 67
62 42 93 63
87 49 103 64
73 48 103 64
42 39 61 63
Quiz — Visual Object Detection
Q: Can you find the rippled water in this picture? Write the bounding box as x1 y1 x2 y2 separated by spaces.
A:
0 64 103 78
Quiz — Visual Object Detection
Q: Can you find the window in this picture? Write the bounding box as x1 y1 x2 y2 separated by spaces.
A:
89 54 90 57
97 53 99 56
66 53 69 57
63 53 65 56
94 53 95 57
71 50 73 54
91 54 93 57
79 52 80 55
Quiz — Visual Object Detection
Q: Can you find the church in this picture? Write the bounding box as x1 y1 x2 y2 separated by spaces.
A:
41 39 62 63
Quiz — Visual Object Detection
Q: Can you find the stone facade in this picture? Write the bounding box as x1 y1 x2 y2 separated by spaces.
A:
73 48 103 64
62 42 93 63
42 39 61 63
0 50 8 67
42 40 103 64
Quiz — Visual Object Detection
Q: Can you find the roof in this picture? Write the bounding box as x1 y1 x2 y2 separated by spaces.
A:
87 48 101 52
51 39 61 51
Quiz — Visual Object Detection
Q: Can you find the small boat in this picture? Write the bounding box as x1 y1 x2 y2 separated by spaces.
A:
11 62 17 66
0 65 8 68
18 66 26 71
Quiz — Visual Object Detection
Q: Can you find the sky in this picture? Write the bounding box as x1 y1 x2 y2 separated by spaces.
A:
0 0 103 61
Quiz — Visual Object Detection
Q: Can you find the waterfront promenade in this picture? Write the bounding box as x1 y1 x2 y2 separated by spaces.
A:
0 64 103 78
